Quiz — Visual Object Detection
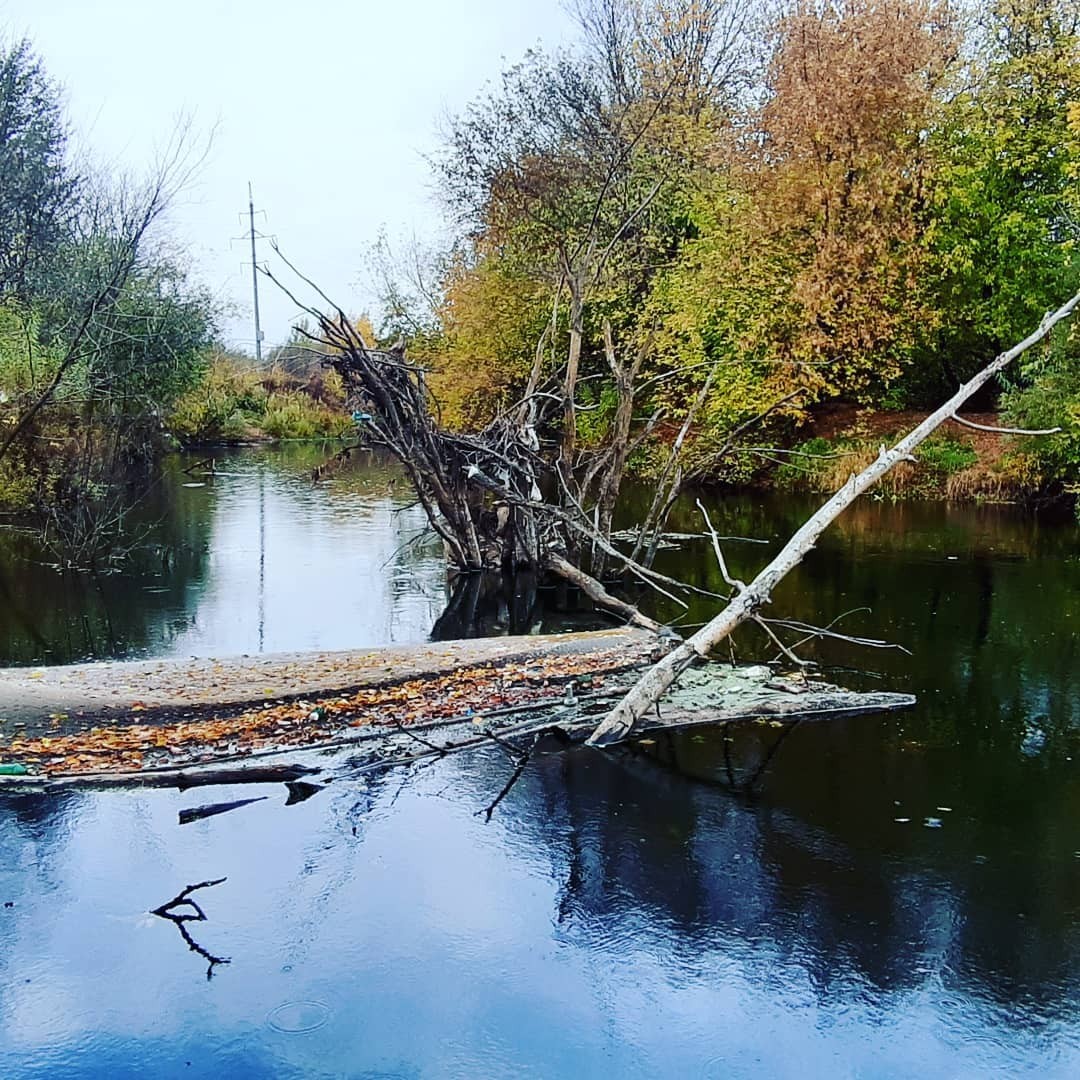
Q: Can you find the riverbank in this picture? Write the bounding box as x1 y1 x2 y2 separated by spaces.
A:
168 355 354 446
766 405 1055 505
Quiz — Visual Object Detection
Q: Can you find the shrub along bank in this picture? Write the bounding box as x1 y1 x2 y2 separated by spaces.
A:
168 353 354 445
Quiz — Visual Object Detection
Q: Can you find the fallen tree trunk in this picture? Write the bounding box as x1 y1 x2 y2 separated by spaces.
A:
588 290 1080 746
0 632 655 780
2 762 320 792
544 552 664 632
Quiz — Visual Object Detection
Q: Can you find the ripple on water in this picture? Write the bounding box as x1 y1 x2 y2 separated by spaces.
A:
267 1000 332 1034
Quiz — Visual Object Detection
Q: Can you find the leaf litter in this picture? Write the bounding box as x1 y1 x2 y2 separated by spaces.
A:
0 649 634 777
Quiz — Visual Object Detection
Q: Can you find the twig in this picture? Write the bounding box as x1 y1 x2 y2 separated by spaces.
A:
762 617 912 654
476 736 537 822
150 877 227 918
390 721 448 756
753 616 812 679
697 499 746 593
150 877 231 981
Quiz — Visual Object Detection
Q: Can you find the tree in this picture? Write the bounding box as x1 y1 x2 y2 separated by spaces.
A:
427 249 552 429
0 123 214 469
0 37 78 299
666 1 956 411
919 0 1080 393
419 2 766 576
571 0 760 114
0 57 218 565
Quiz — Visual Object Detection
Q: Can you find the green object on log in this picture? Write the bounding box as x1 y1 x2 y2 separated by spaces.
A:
0 763 29 775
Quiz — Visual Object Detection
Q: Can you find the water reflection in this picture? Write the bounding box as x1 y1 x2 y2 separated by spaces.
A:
1 452 1080 1074
0 445 448 666
430 572 546 641
1 732 1078 1077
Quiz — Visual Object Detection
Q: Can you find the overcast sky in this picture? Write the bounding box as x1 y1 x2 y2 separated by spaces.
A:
1 0 574 350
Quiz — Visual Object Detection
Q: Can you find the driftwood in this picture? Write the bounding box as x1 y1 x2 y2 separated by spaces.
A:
178 796 268 825
0 762 321 792
588 290 1080 745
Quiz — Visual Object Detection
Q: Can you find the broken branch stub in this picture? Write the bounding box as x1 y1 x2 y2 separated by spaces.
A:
587 291 1080 746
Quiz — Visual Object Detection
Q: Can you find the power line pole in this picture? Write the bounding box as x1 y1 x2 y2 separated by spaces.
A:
248 182 264 365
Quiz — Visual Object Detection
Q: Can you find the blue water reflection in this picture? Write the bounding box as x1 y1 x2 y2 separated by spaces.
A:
1 739 1078 1078
0 446 448 666
2 450 1080 1075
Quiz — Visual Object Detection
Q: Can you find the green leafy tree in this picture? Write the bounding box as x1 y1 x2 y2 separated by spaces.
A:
0 37 78 298
920 0 1080 391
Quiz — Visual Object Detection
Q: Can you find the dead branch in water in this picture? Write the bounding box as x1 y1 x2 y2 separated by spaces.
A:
543 552 663 632
178 797 267 825
475 731 542 822
151 877 231 980
587 291 1080 745
259 242 790 635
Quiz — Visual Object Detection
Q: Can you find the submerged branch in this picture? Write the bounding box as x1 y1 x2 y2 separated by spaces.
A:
151 877 231 981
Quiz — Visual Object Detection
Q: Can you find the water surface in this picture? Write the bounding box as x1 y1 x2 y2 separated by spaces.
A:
1 446 1079 1077
0 446 447 665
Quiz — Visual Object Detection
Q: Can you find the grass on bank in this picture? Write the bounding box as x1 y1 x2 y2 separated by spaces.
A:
775 428 1043 503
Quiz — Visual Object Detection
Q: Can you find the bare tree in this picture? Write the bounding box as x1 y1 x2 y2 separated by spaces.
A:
570 0 762 111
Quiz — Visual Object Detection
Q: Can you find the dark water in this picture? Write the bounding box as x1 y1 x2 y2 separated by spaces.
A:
2 447 1080 1077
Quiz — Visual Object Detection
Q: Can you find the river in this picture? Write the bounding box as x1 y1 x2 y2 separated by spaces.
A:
1 444 1078 1077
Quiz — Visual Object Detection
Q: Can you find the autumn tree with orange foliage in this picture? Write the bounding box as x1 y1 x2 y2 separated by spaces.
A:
758 1 955 395
371 0 1080 500
660 2 956 412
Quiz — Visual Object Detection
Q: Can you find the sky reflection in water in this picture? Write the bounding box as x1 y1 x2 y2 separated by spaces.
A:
0 447 1079 1076
1 744 1078 1078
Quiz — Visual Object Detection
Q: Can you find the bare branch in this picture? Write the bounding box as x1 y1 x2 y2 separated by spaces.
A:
753 615 812 675
697 498 746 593
762 617 912 655
950 414 1062 436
